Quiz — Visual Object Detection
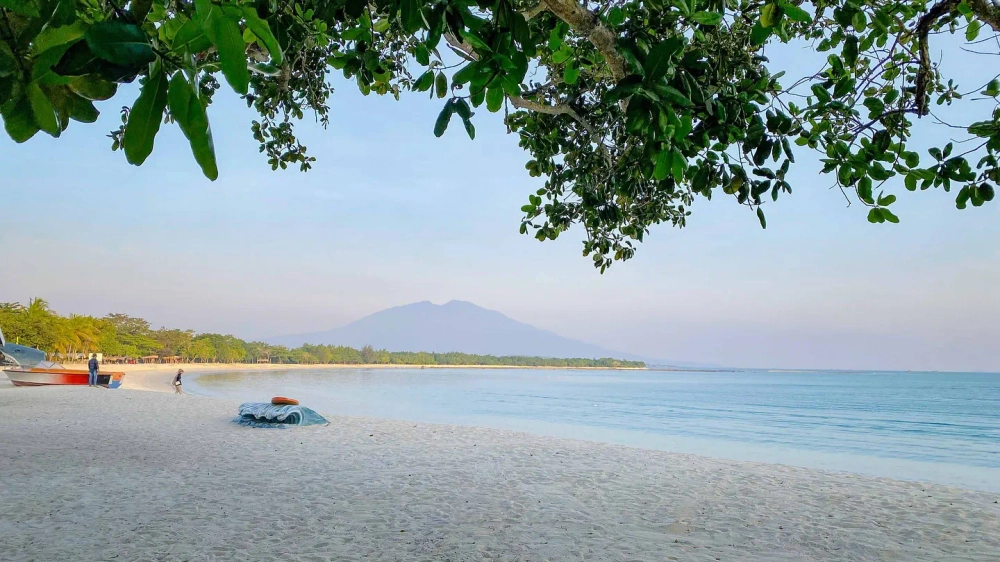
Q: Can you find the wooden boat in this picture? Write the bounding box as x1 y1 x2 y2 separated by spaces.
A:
1 327 125 388
2 367 125 388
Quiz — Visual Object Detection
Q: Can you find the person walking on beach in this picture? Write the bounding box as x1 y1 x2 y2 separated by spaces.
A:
173 369 184 394
88 354 99 387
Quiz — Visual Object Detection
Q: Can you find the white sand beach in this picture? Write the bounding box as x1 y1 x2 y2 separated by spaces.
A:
1 383 998 561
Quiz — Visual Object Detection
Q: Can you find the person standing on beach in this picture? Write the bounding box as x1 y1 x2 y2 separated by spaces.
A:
173 369 183 394
88 354 99 387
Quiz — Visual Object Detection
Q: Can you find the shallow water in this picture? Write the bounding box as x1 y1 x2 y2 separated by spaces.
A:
190 368 1000 491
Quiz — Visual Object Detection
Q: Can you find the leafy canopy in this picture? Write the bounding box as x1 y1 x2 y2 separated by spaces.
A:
2 0 999 270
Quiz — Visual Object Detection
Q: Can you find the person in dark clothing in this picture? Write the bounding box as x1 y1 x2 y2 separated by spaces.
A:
88 354 99 387
173 369 184 394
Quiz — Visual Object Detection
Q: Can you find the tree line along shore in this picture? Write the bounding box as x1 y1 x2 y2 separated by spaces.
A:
1 299 644 369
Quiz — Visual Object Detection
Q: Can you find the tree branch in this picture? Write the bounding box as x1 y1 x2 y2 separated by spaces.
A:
539 0 627 81
522 1 548 20
443 31 610 162
915 0 959 116
968 0 1000 31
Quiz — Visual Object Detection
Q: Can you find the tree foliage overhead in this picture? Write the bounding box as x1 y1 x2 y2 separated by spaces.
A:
2 0 998 269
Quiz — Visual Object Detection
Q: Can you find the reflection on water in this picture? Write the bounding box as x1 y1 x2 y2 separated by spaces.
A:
191 368 1000 491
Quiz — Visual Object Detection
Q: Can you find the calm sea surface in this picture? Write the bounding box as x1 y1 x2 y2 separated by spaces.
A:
190 368 1000 491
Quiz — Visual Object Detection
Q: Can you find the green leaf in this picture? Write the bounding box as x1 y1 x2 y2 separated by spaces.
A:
852 11 867 32
760 3 782 28
433 100 454 137
462 117 475 140
413 70 434 92
877 193 896 206
65 91 99 123
206 9 250 94
172 17 212 53
453 98 473 120
413 44 429 66
344 0 366 18
857 176 873 204
1 97 40 142
779 2 811 22
69 75 117 100
130 0 154 22
956 186 971 209
867 207 882 223
34 21 86 55
653 149 671 181
249 62 281 76
690 12 723 26
123 66 168 165
53 41 101 76
979 183 996 202
0 76 12 105
563 64 580 85
551 48 571 64
486 86 503 113
880 208 899 223
810 83 831 103
644 37 684 81
452 63 477 85
241 7 283 66
671 149 685 182
843 36 858 66
750 21 772 45
833 77 855 99
966 19 981 42
757 207 767 229
984 79 1000 97
26 83 60 136
904 174 917 191
655 84 693 107
0 43 15 76
400 0 423 33
435 72 447 98
84 22 156 66
168 73 218 180
607 7 624 26
0 0 40 17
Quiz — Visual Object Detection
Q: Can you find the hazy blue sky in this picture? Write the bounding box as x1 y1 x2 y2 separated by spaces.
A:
2 38 998 372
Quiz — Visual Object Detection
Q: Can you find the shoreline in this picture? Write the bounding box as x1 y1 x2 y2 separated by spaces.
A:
1 387 997 561
56 362 652 393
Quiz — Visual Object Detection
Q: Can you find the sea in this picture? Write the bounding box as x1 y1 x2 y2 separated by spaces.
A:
189 368 1000 492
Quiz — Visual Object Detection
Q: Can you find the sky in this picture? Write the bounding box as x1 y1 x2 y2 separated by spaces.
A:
2 35 998 372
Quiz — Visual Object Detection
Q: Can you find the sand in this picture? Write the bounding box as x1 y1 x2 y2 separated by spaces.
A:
1 387 998 561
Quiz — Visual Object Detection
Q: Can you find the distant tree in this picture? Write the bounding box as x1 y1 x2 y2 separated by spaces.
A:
360 344 377 364
187 338 217 362
1 297 644 367
152 328 195 357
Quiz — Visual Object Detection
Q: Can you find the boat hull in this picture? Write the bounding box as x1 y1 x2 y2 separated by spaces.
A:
2 368 125 389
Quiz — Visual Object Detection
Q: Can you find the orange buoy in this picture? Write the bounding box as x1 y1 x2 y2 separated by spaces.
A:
271 396 299 406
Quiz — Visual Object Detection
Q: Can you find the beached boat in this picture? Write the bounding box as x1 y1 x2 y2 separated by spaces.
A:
0 328 125 388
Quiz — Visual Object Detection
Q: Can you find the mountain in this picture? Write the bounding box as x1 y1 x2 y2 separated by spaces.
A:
268 300 692 365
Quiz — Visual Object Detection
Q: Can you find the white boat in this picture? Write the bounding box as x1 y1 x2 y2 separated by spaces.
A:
0 327 125 388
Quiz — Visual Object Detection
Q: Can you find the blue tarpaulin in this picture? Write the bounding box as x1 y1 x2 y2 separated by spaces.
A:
233 402 329 428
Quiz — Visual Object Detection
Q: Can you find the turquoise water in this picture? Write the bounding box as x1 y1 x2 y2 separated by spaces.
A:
191 368 1000 491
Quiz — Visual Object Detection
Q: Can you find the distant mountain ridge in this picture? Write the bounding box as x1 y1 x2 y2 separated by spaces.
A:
268 300 697 366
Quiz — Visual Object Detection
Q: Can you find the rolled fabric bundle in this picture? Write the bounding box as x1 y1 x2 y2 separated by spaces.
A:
234 402 328 428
